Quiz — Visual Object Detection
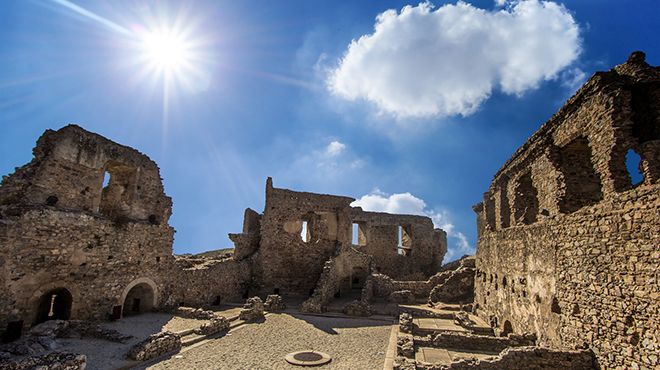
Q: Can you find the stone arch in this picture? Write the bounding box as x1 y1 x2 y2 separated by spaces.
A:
119 277 158 317
501 320 513 337
26 282 80 326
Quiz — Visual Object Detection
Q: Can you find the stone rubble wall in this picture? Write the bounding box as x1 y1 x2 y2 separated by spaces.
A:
0 352 87 370
395 347 595 370
473 52 660 369
416 331 536 353
238 297 265 322
127 331 181 361
263 294 286 312
301 243 372 313
194 316 229 336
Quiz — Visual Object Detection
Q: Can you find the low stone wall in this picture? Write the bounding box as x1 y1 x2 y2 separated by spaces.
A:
399 313 413 334
239 297 265 322
264 295 286 312
394 347 595 370
0 352 86 370
342 300 374 317
428 266 475 304
416 331 536 353
397 334 414 358
127 331 181 361
389 290 416 304
194 317 229 336
175 307 217 320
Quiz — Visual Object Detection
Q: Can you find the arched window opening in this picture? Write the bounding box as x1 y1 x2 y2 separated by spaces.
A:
558 137 603 213
625 149 644 186
36 288 73 325
122 283 155 317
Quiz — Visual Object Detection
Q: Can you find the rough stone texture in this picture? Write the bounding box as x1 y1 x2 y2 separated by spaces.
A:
416 331 536 353
194 316 229 336
473 52 659 369
0 352 87 370
243 178 447 296
263 295 286 312
396 347 595 370
238 297 264 322
397 334 414 358
368 256 474 302
301 243 372 313
174 307 217 320
126 331 181 361
342 300 374 317
389 290 416 304
399 313 413 334
428 265 475 304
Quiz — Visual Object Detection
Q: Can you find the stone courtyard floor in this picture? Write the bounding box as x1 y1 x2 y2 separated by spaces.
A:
141 313 394 370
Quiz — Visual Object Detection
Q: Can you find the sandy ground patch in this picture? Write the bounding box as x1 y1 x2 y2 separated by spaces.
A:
143 313 393 370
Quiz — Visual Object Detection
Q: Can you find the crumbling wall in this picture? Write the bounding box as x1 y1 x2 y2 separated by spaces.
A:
474 52 660 369
351 209 447 280
0 125 176 337
251 178 446 296
172 256 252 307
301 243 372 313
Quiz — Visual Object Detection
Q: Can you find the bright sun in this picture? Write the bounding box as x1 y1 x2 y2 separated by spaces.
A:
141 30 191 73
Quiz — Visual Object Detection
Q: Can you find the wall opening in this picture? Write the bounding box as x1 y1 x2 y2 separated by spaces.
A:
558 136 603 213
499 187 511 229
396 225 412 256
300 221 310 243
501 320 513 337
36 288 73 325
122 283 155 317
351 222 367 246
551 297 562 314
625 149 644 186
99 162 137 218
513 172 539 225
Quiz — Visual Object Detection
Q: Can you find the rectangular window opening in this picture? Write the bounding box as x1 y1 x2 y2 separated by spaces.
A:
397 225 412 256
301 221 309 243
352 222 367 246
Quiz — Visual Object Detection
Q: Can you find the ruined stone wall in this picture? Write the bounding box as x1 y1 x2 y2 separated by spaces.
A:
252 178 446 296
172 257 252 307
351 210 447 280
474 53 659 369
255 178 355 295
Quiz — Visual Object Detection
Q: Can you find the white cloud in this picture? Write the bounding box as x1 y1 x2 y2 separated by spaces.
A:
325 141 346 157
351 189 474 262
328 1 581 119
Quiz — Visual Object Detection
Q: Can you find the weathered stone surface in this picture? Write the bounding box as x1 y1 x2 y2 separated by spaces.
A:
473 52 660 369
263 295 286 312
342 300 374 317
194 316 229 336
0 352 86 370
238 297 265 322
127 331 181 361
389 290 416 304
399 313 413 334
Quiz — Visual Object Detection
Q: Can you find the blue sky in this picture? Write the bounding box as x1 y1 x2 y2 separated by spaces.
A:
1 0 658 259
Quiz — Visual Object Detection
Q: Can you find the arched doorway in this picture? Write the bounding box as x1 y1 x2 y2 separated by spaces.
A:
35 288 73 325
501 320 513 337
122 283 155 316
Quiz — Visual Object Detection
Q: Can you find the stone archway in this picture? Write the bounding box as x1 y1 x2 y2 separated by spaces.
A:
35 288 73 325
120 278 158 318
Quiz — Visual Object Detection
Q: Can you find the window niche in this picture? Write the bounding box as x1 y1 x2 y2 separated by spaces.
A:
558 136 603 213
625 149 644 187
513 172 539 225
98 161 138 218
351 222 367 246
396 225 412 256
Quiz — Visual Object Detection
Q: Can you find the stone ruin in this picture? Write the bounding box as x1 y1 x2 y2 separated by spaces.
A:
0 52 657 370
471 51 659 369
0 124 447 341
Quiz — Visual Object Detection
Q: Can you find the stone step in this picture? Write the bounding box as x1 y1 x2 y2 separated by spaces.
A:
181 333 206 347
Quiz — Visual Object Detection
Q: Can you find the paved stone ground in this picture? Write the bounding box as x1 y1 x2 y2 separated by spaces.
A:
53 313 208 370
143 313 393 370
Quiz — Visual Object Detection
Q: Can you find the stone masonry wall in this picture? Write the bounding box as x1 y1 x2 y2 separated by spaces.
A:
474 52 659 369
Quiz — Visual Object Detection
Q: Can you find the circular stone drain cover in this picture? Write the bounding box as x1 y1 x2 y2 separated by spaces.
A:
285 351 332 366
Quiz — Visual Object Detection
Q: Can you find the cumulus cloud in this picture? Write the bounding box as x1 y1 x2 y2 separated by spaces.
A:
325 141 346 157
328 1 581 119
352 190 474 262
